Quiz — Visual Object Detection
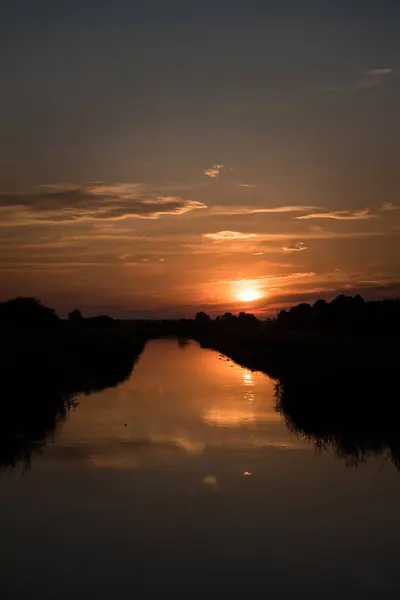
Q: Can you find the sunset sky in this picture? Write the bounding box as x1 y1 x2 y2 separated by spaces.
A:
1 1 399 317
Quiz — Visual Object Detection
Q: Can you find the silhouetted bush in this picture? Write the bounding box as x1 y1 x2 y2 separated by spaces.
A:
0 297 59 328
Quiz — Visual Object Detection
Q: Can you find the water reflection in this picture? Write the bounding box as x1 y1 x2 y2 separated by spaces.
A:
242 371 254 386
3 338 399 474
0 347 142 472
41 340 299 470
276 371 400 470
2 339 400 599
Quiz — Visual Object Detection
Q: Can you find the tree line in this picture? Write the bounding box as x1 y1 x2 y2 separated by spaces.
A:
0 294 399 335
196 294 400 335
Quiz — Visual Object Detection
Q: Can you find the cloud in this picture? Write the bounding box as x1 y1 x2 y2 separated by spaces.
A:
38 182 143 196
268 271 316 283
296 209 376 221
367 68 393 76
354 68 393 89
117 253 132 260
0 182 207 224
210 204 321 216
204 231 256 240
203 229 392 243
0 261 113 270
331 68 394 92
381 202 399 211
237 183 256 188
204 164 224 178
282 242 307 252
217 272 316 287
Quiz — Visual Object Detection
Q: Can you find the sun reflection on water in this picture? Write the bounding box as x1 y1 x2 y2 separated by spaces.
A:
242 371 254 386
47 340 299 470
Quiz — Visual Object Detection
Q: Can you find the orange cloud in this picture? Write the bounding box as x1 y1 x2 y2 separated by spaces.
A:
211 204 320 215
0 183 207 224
204 164 224 178
203 230 390 242
282 242 307 252
381 203 399 211
217 272 316 286
296 209 376 220
204 231 256 240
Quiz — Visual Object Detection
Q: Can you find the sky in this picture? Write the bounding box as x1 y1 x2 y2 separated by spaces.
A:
1 0 399 317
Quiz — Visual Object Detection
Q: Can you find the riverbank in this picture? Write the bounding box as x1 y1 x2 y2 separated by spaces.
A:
1 293 398 470
0 322 146 470
194 327 396 377
192 327 400 467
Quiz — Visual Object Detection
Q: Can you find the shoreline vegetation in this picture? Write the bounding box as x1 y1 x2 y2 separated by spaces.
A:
0 295 399 471
0 298 145 471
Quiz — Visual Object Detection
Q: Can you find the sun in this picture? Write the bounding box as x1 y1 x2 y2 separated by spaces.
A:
231 279 265 304
236 285 263 303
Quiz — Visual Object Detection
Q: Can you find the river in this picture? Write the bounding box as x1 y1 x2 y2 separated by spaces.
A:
1 339 400 598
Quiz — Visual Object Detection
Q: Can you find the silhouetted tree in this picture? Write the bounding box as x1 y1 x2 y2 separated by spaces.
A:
195 311 211 324
222 312 234 321
68 309 83 321
0 297 59 328
87 315 115 327
313 298 328 312
312 298 329 331
277 308 289 324
274 294 398 335
238 312 259 326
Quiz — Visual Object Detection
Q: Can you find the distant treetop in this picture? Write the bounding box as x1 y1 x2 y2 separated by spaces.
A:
68 309 83 321
0 297 59 327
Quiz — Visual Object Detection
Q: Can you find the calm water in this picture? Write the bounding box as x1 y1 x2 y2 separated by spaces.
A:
1 339 400 598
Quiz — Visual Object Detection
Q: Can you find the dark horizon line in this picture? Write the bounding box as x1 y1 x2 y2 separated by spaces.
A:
1 293 399 323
